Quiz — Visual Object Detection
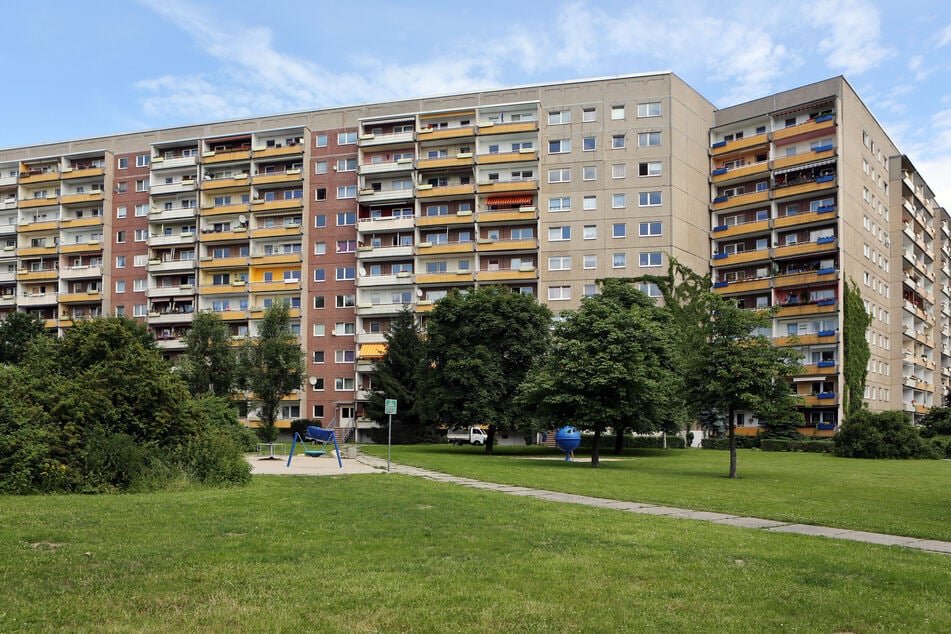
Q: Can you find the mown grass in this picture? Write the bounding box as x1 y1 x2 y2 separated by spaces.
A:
361 444 951 541
2 475 950 633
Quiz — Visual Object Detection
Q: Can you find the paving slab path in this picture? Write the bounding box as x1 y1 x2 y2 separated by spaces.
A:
350 453 951 557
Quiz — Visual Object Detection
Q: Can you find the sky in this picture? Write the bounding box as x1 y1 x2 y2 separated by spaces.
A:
3 0 951 203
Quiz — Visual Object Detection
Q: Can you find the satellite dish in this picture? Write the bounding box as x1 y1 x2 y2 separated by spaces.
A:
359 267 366 276
238 215 247 224
416 288 423 297
308 376 317 385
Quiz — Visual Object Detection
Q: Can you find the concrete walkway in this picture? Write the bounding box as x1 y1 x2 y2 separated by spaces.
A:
251 451 951 557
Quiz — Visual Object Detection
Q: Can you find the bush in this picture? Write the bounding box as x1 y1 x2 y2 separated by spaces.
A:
927 435 951 458
701 436 760 450
760 439 834 453
577 434 686 449
834 410 941 459
172 430 252 487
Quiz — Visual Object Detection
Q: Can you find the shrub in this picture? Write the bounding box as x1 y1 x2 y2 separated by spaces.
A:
760 439 834 453
577 434 686 449
700 436 760 450
172 430 252 487
834 410 941 459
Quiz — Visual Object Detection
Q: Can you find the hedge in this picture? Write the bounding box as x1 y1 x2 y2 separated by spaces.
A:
700 436 760 450
761 439 835 453
577 434 686 449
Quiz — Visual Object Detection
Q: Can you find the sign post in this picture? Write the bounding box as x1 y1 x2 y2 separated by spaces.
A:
384 399 397 472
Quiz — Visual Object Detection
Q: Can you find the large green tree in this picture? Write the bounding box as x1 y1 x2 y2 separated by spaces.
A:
685 295 801 478
419 286 551 454
237 303 304 442
179 311 236 397
519 280 677 467
365 307 432 443
0 311 50 364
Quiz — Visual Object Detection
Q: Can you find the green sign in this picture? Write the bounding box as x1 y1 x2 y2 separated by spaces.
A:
384 399 398 415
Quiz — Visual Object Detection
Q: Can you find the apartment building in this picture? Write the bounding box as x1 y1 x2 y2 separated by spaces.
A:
0 73 944 439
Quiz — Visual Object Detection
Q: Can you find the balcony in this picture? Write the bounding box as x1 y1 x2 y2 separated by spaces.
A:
59 291 102 304
773 208 836 229
357 216 414 232
711 219 769 240
710 132 769 156
477 150 539 165
17 269 58 281
147 285 196 299
199 283 246 296
477 121 538 135
772 177 836 201
417 125 476 141
801 393 839 407
201 202 248 217
150 232 196 246
710 249 770 266
476 238 537 253
773 238 837 259
356 301 413 316
775 301 836 318
148 311 197 325
17 245 58 257
357 245 414 260
149 180 197 196
477 268 537 282
712 278 770 294
800 363 837 375
417 212 474 227
356 188 414 205
249 280 300 293
712 190 769 211
201 175 249 190
358 130 415 147
250 252 302 265
358 273 413 287
203 149 252 163
771 147 836 171
476 180 537 195
251 198 304 213
151 155 197 170
60 241 104 254
217 310 250 322
774 332 838 347
60 217 103 229
61 167 104 180
19 220 59 232
60 191 104 205
416 183 475 199
772 268 838 289
416 272 474 285
59 265 102 280
250 224 302 239
253 170 302 186
149 258 198 273
19 171 59 184
771 116 835 143
253 145 303 159
18 293 58 306
200 228 248 243
358 159 413 176
711 161 768 184
416 154 474 170
476 208 537 224
416 241 473 255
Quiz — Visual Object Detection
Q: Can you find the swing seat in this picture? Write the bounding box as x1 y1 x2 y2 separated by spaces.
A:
303 426 333 457
304 448 325 457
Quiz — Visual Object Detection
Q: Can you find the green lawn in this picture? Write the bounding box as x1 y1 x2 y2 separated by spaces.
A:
361 444 951 541
2 475 950 632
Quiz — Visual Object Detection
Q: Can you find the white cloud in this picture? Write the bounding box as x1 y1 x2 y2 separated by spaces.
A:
812 0 893 75
937 23 951 47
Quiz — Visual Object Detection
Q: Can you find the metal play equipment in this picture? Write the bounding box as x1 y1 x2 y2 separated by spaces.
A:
555 426 582 461
287 426 342 469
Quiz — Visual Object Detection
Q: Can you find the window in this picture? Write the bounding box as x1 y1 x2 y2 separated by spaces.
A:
115 182 127 193
116 231 126 243
582 137 596 151
335 350 355 363
548 168 570 183
313 295 325 308
640 252 662 267
336 212 356 226
582 108 596 122
314 214 326 228
638 161 661 176
612 253 626 268
639 191 662 207
314 268 325 282
548 197 570 212
548 226 570 241
116 206 127 218
638 282 661 297
639 222 662 236
611 134 626 149
336 158 357 171
337 131 357 145
136 155 150 168
612 193 626 208
583 284 597 298
134 229 147 241
638 132 661 146
612 164 626 179
115 280 126 293
335 378 355 391
548 256 571 271
548 110 570 124
637 102 661 118
116 256 126 268
548 286 571 301
583 254 597 269
133 279 146 292
135 204 148 216
335 322 355 335
336 240 356 253
315 188 326 201
549 139 571 153
337 185 356 199
315 134 328 147
582 166 596 181
583 225 597 240
133 304 148 317
314 241 326 255
315 161 327 174
583 195 596 211
335 294 355 308
117 157 128 169
312 324 326 337
336 267 356 280
611 105 625 120
133 255 147 267
135 179 147 192
612 223 626 238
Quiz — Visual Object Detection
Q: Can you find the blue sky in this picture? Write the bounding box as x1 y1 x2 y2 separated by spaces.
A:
4 0 951 203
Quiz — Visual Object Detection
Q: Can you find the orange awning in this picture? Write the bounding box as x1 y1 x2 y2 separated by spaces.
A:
486 194 533 206
359 343 387 359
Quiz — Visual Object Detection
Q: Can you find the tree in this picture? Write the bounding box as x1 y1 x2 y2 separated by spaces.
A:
843 279 872 417
685 295 801 478
179 311 236 397
519 280 677 467
834 409 939 459
237 303 304 443
419 286 551 454
365 307 434 443
0 311 49 364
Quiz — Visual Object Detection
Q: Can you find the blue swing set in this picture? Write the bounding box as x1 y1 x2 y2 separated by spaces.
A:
287 426 342 468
